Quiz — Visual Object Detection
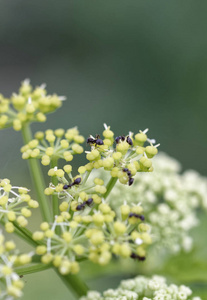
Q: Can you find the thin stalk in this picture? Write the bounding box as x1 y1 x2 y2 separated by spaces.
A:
55 270 89 298
0 220 36 247
13 221 40 247
15 263 52 276
50 158 59 219
103 177 118 199
21 124 52 223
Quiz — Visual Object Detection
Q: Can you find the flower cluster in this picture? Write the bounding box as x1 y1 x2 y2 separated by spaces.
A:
1 80 205 300
32 201 151 275
0 179 39 233
44 124 159 193
0 231 33 300
82 125 159 185
43 124 159 216
0 80 63 131
20 127 84 165
80 275 201 300
30 125 160 275
106 152 207 253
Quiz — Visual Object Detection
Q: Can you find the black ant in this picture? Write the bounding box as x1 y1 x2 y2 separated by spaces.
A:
115 135 133 146
63 177 81 190
128 212 145 221
115 135 125 143
87 134 103 146
126 136 133 146
76 198 93 211
123 168 134 186
130 252 146 261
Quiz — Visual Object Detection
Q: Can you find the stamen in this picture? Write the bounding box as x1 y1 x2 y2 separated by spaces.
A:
28 97 32 104
103 123 108 130
40 83 47 89
142 128 149 134
135 238 143 245
23 78 30 85
58 96 67 101
147 138 156 144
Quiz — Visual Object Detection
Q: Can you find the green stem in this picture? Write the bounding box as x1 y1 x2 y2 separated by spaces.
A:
13 221 40 247
55 270 89 298
50 158 59 219
15 263 52 276
103 177 118 199
21 124 52 223
0 220 36 247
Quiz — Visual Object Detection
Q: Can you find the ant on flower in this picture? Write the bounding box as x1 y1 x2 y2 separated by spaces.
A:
87 134 104 146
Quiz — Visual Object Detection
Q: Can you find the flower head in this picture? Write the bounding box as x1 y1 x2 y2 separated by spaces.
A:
107 152 207 253
0 80 63 131
21 127 84 165
80 275 202 300
0 179 39 233
33 201 151 275
0 231 33 300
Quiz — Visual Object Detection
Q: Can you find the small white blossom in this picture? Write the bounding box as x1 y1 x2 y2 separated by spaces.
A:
81 275 201 300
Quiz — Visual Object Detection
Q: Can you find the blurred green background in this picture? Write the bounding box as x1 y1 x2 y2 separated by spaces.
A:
0 1 207 299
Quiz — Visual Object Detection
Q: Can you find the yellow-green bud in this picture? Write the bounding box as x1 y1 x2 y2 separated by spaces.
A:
93 194 102 204
62 232 72 243
93 214 105 226
138 223 150 232
70 261 80 274
63 151 73 161
134 132 147 146
40 222 50 231
140 156 152 168
114 221 127 235
7 211 16 221
35 131 44 140
55 169 65 177
136 147 145 155
5 241 16 251
112 152 122 160
102 157 114 169
90 231 104 245
119 243 131 257
103 128 114 138
41 253 53 264
36 112 46 122
121 204 130 217
28 200 39 208
36 245 47 255
54 128 65 137
72 144 83 154
78 166 86 174
99 203 111 214
145 145 158 158
45 147 54 156
95 185 107 194
0 195 8 205
33 231 44 241
61 139 69 149
44 230 54 238
59 201 69 212
18 254 31 265
17 216 28 227
73 245 84 255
